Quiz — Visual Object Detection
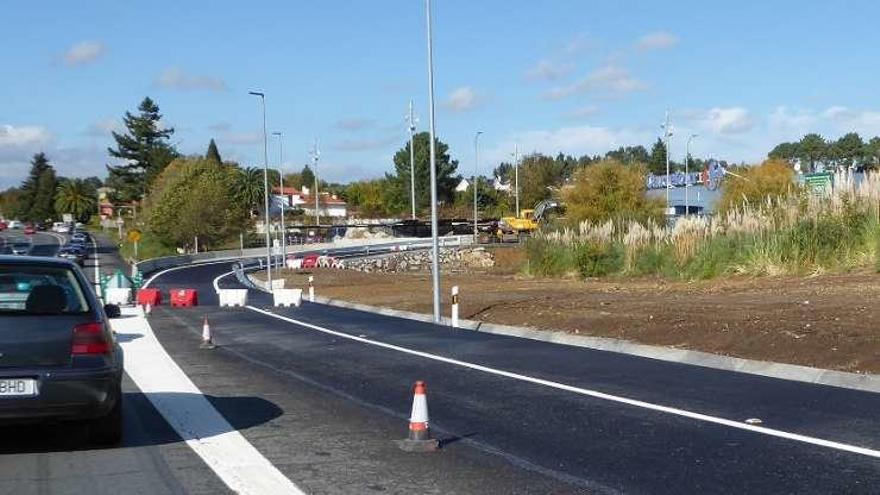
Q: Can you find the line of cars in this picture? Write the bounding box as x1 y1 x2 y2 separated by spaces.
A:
57 230 91 266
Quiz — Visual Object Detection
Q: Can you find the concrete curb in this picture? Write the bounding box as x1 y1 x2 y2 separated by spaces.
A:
310 295 880 394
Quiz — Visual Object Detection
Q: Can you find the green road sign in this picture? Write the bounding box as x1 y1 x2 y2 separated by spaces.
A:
804 172 833 195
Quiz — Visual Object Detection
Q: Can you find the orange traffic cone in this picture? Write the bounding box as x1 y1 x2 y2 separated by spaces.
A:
396 381 439 452
200 315 215 349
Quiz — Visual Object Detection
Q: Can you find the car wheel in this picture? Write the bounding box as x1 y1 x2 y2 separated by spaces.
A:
89 390 123 446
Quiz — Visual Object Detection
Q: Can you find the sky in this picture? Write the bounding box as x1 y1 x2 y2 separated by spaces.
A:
3 0 880 189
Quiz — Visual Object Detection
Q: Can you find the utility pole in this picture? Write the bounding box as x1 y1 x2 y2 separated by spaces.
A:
310 138 321 228
407 100 418 219
248 91 272 288
473 131 483 241
273 131 287 261
425 0 441 323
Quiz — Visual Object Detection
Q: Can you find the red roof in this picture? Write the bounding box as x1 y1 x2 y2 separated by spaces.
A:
273 186 302 195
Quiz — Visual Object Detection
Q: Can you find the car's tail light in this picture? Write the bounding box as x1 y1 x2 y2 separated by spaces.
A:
72 322 111 355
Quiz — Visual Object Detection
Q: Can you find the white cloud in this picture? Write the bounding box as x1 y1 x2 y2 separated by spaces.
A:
207 122 231 132
220 132 261 145
155 67 227 92
688 107 754 135
563 105 600 120
85 118 122 137
768 106 818 135
635 31 679 51
62 41 105 66
331 135 398 152
487 125 651 164
525 60 574 82
0 124 51 148
822 106 880 133
545 65 646 100
335 118 377 131
444 86 480 112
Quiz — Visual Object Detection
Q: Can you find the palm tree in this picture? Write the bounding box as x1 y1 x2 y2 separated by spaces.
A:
54 179 97 221
236 167 265 217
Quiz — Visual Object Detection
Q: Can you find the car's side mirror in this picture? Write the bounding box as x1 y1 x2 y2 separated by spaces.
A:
104 304 121 319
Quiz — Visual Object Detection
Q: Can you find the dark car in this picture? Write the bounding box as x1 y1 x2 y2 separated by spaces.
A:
0 256 124 445
57 247 86 266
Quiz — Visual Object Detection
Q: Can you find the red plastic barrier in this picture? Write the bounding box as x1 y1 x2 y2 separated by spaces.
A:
169 289 199 307
136 288 162 306
302 254 319 269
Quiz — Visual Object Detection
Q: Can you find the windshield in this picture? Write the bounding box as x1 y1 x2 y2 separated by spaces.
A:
0 264 90 314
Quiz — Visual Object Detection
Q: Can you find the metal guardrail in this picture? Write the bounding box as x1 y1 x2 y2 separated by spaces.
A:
134 235 473 277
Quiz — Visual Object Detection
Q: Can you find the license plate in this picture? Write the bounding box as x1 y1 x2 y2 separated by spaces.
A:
0 378 37 397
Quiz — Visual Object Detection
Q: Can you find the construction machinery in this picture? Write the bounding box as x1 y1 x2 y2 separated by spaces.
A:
496 200 562 241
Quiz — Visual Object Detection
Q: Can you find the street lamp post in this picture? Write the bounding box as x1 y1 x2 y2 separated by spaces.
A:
473 131 483 241
248 91 272 288
272 131 287 261
685 134 698 216
425 0 441 323
407 100 418 219
662 110 673 214
512 143 520 217
310 139 320 228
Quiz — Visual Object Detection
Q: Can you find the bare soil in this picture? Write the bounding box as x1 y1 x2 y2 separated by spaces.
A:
266 251 880 374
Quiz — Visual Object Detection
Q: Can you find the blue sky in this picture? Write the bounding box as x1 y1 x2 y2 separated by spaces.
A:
2 1 880 189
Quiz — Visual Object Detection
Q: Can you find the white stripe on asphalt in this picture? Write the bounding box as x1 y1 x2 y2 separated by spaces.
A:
246 305 880 460
111 306 304 495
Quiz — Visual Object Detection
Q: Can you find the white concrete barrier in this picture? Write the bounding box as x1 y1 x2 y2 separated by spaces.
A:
270 278 286 290
218 289 248 307
286 258 303 270
317 255 331 268
105 288 132 306
273 288 303 308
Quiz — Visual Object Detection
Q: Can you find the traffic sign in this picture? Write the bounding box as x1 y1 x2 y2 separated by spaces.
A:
127 229 142 243
804 172 833 196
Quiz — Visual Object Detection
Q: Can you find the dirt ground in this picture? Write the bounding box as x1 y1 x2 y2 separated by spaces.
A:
265 250 880 375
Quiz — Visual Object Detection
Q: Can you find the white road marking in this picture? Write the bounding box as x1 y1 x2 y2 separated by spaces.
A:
91 235 101 295
111 306 304 495
246 305 880 460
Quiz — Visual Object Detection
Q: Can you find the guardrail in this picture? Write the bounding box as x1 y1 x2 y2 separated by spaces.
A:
134 235 473 277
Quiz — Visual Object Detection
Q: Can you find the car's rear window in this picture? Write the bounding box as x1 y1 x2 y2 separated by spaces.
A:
0 264 90 314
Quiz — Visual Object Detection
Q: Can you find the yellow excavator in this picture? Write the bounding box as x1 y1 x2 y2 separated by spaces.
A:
496 200 562 241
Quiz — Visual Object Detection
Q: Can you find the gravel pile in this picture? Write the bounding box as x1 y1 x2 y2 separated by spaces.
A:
342 247 494 273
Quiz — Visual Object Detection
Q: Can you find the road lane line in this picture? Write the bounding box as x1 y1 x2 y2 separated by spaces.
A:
111 306 304 495
246 305 880 460
91 235 101 295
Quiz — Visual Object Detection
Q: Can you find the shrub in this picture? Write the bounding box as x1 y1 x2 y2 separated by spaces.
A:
562 159 663 226
718 159 798 213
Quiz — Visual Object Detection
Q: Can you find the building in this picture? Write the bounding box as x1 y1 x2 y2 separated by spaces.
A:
272 185 347 218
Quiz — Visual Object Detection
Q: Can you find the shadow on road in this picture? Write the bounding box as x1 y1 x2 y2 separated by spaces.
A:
0 391 283 454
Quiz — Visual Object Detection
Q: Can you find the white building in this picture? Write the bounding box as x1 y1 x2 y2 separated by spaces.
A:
273 185 347 218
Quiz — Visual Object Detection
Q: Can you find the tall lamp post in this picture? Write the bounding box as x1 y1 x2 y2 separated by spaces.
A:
272 131 287 261
425 0 441 323
473 131 483 241
407 100 418 219
685 134 698 216
310 139 320 228
511 143 520 217
662 110 673 214
248 90 272 288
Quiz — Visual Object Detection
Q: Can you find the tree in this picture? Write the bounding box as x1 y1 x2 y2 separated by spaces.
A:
388 132 460 214
797 133 827 172
106 97 178 202
718 159 797 213
148 158 249 249
768 142 800 163
830 132 864 169
605 145 650 165
18 153 57 222
206 139 222 164
55 179 97 222
518 153 566 209
562 159 662 225
648 138 668 175
301 165 315 190
235 167 265 216
866 137 880 170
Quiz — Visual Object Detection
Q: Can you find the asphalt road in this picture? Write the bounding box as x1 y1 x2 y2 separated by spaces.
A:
2 234 879 493
145 257 880 494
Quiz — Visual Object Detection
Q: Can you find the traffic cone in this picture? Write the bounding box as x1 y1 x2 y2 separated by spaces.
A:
200 315 215 349
396 381 439 452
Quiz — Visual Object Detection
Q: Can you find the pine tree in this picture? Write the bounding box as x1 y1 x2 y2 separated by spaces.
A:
301 165 315 190
106 97 178 202
19 153 57 222
206 139 222 164
649 138 668 175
